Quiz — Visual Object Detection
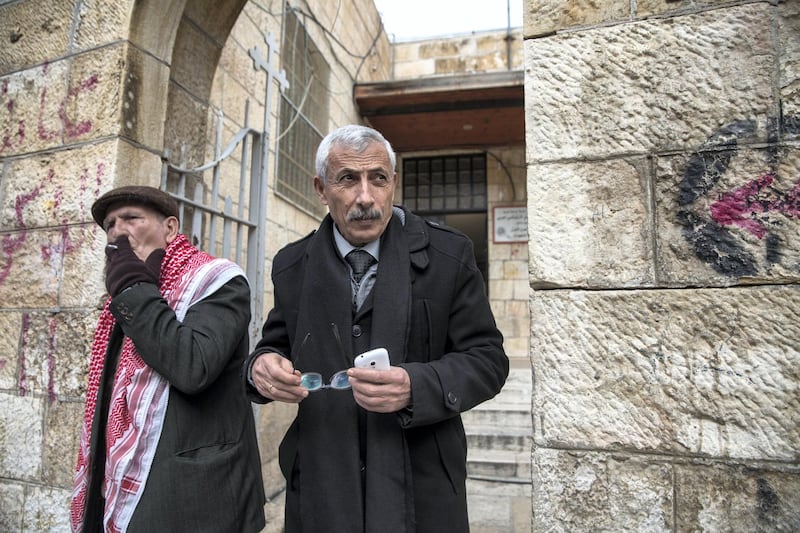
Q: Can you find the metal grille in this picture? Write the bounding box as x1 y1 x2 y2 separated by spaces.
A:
161 107 266 343
275 8 329 218
402 154 487 214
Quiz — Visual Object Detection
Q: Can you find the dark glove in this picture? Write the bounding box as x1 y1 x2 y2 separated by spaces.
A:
104 236 165 297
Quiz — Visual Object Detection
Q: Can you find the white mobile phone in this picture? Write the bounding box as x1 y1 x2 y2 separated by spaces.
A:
354 348 390 370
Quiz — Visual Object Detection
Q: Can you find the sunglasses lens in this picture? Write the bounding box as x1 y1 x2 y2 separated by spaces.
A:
330 370 351 390
300 373 323 390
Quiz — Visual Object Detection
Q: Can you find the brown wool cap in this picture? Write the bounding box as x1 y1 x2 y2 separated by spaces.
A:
91 185 179 228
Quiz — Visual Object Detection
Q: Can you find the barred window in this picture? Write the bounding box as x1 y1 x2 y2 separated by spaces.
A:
276 9 330 218
402 154 487 214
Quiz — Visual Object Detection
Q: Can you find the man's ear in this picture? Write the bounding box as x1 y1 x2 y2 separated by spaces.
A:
164 216 180 244
313 176 328 205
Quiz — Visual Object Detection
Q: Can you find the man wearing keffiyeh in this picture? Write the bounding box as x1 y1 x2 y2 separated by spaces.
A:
70 186 266 533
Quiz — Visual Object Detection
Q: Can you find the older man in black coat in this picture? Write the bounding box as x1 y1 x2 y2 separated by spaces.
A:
246 125 508 533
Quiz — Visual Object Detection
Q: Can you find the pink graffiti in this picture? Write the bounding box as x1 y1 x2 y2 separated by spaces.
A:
1 69 98 152
0 170 49 283
2 163 103 283
61 74 99 138
710 173 800 239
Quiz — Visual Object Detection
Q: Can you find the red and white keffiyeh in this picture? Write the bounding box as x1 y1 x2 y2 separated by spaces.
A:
70 234 245 533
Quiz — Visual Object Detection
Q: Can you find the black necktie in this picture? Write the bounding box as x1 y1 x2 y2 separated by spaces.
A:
346 249 376 284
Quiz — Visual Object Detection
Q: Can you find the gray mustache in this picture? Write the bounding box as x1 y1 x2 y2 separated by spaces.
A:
347 208 382 222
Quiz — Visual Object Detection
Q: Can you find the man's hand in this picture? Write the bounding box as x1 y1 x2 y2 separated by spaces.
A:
250 352 308 403
347 366 411 413
105 236 164 297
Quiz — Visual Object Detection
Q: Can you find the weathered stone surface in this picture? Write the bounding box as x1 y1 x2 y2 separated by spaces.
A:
19 310 96 400
392 30 523 79
0 312 22 390
531 286 800 460
121 44 171 149
533 449 800 532
532 449 673 532
524 0 629 38
43 399 84 488
67 44 127 142
655 146 800 286
0 60 68 156
525 4 775 162
0 142 118 229
779 1 800 121
23 484 71 533
674 463 800 531
0 0 73 72
0 229 62 308
0 393 43 481
72 0 131 51
60 225 106 309
528 158 653 288
0 481 24 532
636 0 731 19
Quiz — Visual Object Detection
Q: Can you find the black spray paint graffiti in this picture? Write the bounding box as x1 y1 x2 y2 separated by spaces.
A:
677 116 800 277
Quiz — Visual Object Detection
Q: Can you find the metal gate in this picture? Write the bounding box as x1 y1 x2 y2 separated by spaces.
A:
158 31 288 346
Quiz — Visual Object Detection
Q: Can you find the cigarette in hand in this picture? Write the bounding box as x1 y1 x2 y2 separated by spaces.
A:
106 243 119 250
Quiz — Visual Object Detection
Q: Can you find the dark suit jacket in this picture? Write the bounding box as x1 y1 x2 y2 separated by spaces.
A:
84 276 265 533
246 206 508 533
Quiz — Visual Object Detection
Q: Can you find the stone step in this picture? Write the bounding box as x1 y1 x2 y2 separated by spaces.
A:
466 425 532 452
467 448 531 481
462 402 531 428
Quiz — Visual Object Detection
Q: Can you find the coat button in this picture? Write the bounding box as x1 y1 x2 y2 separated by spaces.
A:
352 324 362 337
447 392 458 404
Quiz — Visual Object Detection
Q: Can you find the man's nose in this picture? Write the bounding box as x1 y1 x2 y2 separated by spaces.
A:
355 177 374 203
107 226 125 241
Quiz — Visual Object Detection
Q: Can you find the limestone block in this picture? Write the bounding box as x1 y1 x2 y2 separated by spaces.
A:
524 0 629 38
0 229 61 308
22 484 70 533
15 310 94 400
527 159 653 288
655 146 800 285
0 0 73 72
185 0 250 44
0 61 68 156
72 0 130 51
530 286 800 460
67 44 127 142
112 140 164 190
0 393 43 481
636 0 731 18
674 463 800 531
393 58 436 79
0 141 119 229
532 448 673 532
43 400 83 488
0 482 24 532
164 87 211 168
525 3 775 162
779 1 800 121
121 44 170 149
0 312 22 389
60 225 106 308
171 20 220 103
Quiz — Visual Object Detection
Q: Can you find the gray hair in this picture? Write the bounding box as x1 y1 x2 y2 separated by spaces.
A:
315 125 396 183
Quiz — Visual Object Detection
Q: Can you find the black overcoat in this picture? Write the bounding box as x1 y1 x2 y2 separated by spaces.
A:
84 276 266 532
247 206 508 533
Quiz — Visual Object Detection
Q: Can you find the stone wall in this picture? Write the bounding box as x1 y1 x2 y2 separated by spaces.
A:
525 0 800 530
391 28 523 79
